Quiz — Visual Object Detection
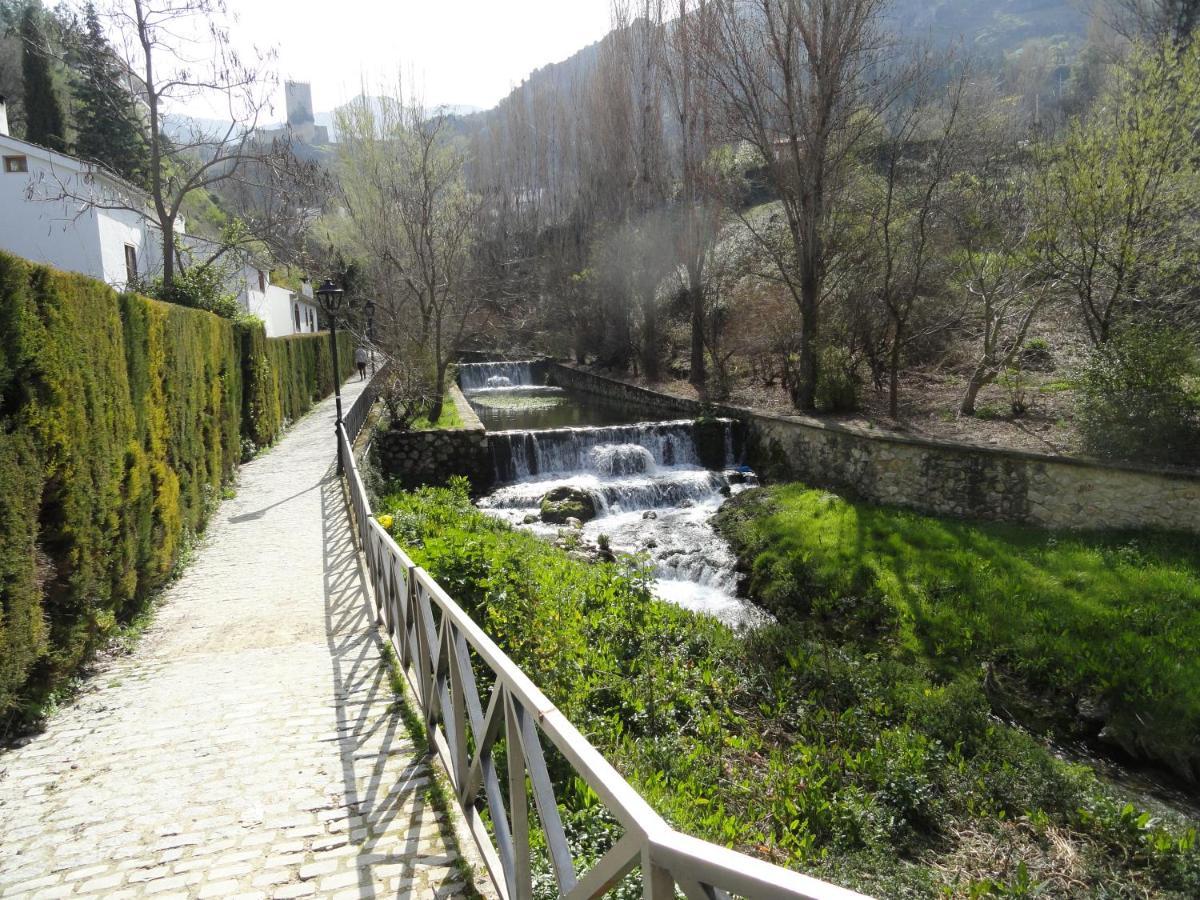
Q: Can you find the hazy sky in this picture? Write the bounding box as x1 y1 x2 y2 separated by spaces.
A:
226 0 615 116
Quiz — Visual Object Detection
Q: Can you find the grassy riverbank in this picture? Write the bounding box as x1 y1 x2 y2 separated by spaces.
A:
410 391 464 430
715 485 1200 784
379 480 1199 898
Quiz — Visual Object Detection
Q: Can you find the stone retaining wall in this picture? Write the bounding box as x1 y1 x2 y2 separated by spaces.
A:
547 363 1200 534
548 363 702 417
372 384 494 492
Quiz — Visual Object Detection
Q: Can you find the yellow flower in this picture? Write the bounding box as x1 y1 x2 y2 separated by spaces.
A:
377 514 394 530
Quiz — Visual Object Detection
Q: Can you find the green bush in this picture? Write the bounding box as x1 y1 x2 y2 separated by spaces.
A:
378 482 1200 896
0 250 354 722
238 326 354 453
135 264 243 321
0 430 44 717
815 346 861 413
1076 326 1200 466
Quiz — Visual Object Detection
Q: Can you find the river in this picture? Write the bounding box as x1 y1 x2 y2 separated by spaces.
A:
459 361 766 628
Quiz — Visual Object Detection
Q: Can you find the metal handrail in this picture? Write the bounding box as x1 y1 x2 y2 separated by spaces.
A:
336 381 869 900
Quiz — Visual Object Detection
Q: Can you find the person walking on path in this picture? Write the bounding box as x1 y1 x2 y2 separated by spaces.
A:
355 345 369 381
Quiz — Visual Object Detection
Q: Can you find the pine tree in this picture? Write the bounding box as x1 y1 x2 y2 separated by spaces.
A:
71 3 148 184
20 3 66 151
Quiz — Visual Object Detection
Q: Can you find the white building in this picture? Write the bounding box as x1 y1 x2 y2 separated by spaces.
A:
0 108 166 291
234 259 320 338
0 95 318 337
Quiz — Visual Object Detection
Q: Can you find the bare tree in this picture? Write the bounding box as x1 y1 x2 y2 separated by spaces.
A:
863 65 969 418
85 0 280 288
218 144 336 274
609 0 671 378
663 0 723 390
705 0 889 410
949 102 1047 417
337 87 481 423
1104 0 1200 44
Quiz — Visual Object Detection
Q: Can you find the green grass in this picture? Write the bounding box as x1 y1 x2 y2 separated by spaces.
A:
1037 378 1077 394
378 480 1200 898
411 393 465 430
715 485 1200 779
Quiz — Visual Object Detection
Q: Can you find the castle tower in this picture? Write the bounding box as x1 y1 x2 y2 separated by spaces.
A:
285 81 316 142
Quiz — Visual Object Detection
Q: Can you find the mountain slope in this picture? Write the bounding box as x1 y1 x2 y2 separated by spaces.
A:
886 0 1088 53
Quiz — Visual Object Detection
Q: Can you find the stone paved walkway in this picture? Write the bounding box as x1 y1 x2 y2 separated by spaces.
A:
0 380 482 899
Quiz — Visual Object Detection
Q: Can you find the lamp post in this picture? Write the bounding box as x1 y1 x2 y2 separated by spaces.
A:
315 279 347 472
364 299 376 375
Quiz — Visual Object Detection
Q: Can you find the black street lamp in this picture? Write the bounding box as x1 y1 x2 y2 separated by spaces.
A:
315 278 347 471
364 299 377 375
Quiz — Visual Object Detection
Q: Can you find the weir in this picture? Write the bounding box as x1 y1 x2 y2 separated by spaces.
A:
460 361 761 627
487 419 730 482
458 359 542 391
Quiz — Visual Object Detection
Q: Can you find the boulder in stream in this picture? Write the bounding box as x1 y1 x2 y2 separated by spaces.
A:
540 486 597 524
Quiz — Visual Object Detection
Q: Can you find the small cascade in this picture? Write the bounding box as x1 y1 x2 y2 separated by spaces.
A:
591 443 655 477
489 419 730 483
478 413 763 627
482 470 728 515
459 360 538 392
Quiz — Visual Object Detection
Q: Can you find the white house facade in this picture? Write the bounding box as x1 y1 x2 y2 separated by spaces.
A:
234 260 320 338
0 128 166 291
0 96 318 337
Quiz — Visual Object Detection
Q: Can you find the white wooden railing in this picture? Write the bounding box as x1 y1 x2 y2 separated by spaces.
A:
336 383 869 900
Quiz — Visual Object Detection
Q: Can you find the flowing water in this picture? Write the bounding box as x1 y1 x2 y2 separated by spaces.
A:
459 364 1200 819
458 360 543 391
461 363 766 628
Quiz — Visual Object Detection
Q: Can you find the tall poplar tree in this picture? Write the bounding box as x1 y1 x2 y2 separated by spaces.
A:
71 3 148 184
20 3 65 151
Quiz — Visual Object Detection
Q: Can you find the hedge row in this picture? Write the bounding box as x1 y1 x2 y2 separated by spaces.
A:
0 252 354 722
239 325 353 451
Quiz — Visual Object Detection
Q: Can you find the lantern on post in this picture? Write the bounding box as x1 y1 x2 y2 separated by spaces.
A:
315 278 348 471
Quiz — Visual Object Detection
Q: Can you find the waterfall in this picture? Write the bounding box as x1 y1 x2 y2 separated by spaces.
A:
458 360 539 392
474 399 762 628
482 470 728 515
488 420 732 483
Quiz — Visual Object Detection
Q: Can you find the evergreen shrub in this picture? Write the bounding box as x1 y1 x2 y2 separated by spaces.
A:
1076 325 1200 466
0 251 354 721
815 346 861 413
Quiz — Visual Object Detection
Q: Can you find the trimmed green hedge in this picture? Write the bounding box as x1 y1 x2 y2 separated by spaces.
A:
0 252 355 721
239 325 354 452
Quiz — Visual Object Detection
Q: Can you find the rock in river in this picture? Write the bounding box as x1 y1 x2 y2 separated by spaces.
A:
540 486 597 524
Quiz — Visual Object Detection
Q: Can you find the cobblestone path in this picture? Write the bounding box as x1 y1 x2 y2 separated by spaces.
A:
0 380 484 899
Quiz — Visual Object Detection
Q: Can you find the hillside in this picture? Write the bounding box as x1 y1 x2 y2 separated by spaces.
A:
887 0 1087 52
470 0 1089 138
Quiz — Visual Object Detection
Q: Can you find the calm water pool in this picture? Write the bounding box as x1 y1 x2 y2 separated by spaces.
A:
466 386 649 431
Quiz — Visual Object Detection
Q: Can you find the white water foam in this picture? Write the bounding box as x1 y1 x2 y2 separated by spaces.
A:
480 417 766 628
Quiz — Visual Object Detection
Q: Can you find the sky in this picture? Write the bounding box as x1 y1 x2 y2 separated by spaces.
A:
223 0 616 117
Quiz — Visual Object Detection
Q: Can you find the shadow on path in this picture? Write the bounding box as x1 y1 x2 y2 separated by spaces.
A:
321 467 471 897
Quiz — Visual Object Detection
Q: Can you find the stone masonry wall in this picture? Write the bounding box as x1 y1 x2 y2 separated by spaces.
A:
547 363 1200 535
548 363 703 417
373 384 494 492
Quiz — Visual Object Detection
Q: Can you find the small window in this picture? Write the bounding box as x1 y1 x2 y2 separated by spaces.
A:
3 155 28 174
124 245 138 284
293 304 301 332
258 270 266 292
